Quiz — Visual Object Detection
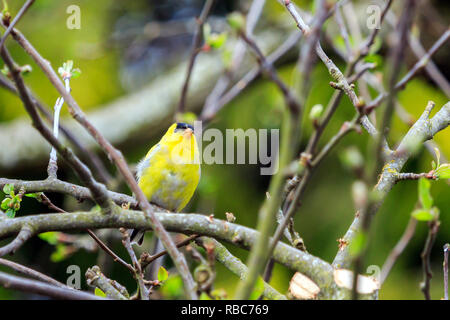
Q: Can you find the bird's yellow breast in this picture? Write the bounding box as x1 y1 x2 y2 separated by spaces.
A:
137 128 200 212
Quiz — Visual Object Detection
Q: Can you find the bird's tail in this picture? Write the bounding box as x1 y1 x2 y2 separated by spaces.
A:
129 229 145 246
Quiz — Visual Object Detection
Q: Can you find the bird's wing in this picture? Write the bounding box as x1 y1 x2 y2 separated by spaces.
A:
136 143 162 181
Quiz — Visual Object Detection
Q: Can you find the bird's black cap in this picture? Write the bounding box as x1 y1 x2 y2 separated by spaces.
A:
176 122 194 131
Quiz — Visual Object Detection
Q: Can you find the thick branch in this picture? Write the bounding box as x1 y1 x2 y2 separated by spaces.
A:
0 225 33 257
85 266 128 300
0 209 342 298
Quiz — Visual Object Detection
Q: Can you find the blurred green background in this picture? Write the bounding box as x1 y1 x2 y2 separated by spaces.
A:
0 0 449 300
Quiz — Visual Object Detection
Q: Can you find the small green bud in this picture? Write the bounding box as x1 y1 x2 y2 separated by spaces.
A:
206 32 227 50
227 12 245 31
352 180 368 210
309 104 323 121
339 146 364 171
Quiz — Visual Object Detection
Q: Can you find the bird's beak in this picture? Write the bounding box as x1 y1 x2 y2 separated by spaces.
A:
184 128 193 139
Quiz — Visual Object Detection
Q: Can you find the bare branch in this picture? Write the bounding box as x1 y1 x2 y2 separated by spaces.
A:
177 0 215 115
120 229 149 300
0 271 104 300
201 0 265 118
380 217 417 284
444 243 449 300
140 234 200 270
421 219 439 300
201 31 301 122
0 258 68 288
0 0 35 50
0 225 33 258
366 29 450 111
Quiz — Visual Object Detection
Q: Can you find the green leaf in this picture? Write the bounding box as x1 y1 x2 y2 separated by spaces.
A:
95 287 107 298
71 68 81 79
199 292 212 300
339 146 364 171
249 276 265 300
418 178 433 209
309 104 324 121
431 160 437 171
0 65 9 76
206 32 227 49
25 192 41 199
1 198 11 210
157 266 169 282
435 164 450 179
2 184 14 195
411 209 434 221
364 53 382 68
210 288 227 300
434 148 441 168
227 12 245 31
50 244 69 262
38 231 60 245
159 275 183 299
5 208 15 218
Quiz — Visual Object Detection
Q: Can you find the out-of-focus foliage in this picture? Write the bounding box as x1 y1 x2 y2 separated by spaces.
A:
0 0 449 300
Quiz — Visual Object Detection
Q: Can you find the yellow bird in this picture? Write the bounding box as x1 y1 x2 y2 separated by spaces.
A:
131 122 201 245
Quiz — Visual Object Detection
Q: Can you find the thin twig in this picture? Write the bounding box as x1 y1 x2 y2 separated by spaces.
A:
374 0 417 176
0 225 33 258
201 0 265 118
380 217 418 284
366 29 450 112
0 0 35 51
0 40 113 210
120 228 149 300
43 191 134 273
269 115 361 257
283 0 389 150
0 258 68 289
420 219 439 300
0 178 136 207
444 243 449 300
0 74 112 184
47 74 71 179
0 271 104 300
395 172 436 182
177 0 215 115
140 234 200 270
201 31 302 122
